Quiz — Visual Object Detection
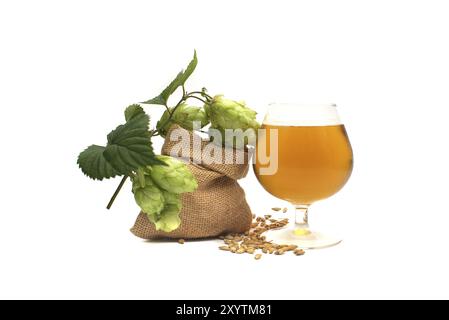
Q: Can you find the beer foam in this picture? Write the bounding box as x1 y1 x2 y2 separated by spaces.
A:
262 103 342 126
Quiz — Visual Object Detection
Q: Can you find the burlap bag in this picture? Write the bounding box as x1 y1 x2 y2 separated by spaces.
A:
131 125 253 239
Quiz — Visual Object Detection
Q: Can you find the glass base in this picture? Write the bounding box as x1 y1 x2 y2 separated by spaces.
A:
265 227 342 249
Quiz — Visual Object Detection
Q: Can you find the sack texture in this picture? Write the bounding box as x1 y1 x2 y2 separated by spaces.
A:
131 125 253 239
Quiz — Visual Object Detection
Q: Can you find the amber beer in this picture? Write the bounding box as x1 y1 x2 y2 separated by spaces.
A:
254 124 353 204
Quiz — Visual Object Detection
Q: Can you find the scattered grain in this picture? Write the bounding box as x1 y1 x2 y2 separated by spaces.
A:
218 214 305 259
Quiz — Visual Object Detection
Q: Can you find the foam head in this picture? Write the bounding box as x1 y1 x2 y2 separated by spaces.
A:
263 103 342 126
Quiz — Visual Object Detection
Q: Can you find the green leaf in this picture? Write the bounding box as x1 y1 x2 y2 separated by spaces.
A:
77 145 120 180
124 104 145 121
77 105 164 180
143 95 166 106
179 49 198 85
141 50 198 105
103 113 162 173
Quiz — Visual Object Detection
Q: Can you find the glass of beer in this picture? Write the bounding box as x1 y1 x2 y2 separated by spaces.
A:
253 103 353 249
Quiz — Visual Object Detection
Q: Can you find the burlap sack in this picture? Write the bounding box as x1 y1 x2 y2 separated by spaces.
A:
131 125 253 239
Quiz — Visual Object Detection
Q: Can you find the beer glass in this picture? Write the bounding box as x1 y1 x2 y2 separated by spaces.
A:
253 103 353 249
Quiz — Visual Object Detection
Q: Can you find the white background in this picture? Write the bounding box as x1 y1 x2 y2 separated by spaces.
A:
1 0 448 300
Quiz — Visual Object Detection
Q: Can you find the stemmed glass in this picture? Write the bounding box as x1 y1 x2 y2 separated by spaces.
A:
253 103 353 249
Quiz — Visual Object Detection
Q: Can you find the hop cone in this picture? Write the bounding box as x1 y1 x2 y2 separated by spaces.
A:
132 175 165 215
162 191 182 209
152 206 181 232
205 95 260 148
157 103 209 137
150 155 198 194
205 95 260 130
147 191 182 232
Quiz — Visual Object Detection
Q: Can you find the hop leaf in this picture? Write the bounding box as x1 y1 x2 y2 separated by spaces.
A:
78 111 162 180
150 156 198 194
77 145 120 180
156 103 209 137
124 104 145 121
142 50 198 105
104 113 163 173
132 176 165 215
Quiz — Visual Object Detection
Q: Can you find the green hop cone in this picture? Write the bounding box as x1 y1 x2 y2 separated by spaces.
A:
146 191 182 232
156 103 209 137
150 155 198 194
205 95 260 130
132 175 165 215
205 95 260 148
162 190 182 209
154 205 181 232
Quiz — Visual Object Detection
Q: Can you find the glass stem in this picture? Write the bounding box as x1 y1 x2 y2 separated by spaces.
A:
295 205 310 230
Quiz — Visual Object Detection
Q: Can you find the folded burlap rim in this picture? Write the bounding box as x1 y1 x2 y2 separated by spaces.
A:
161 124 251 179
